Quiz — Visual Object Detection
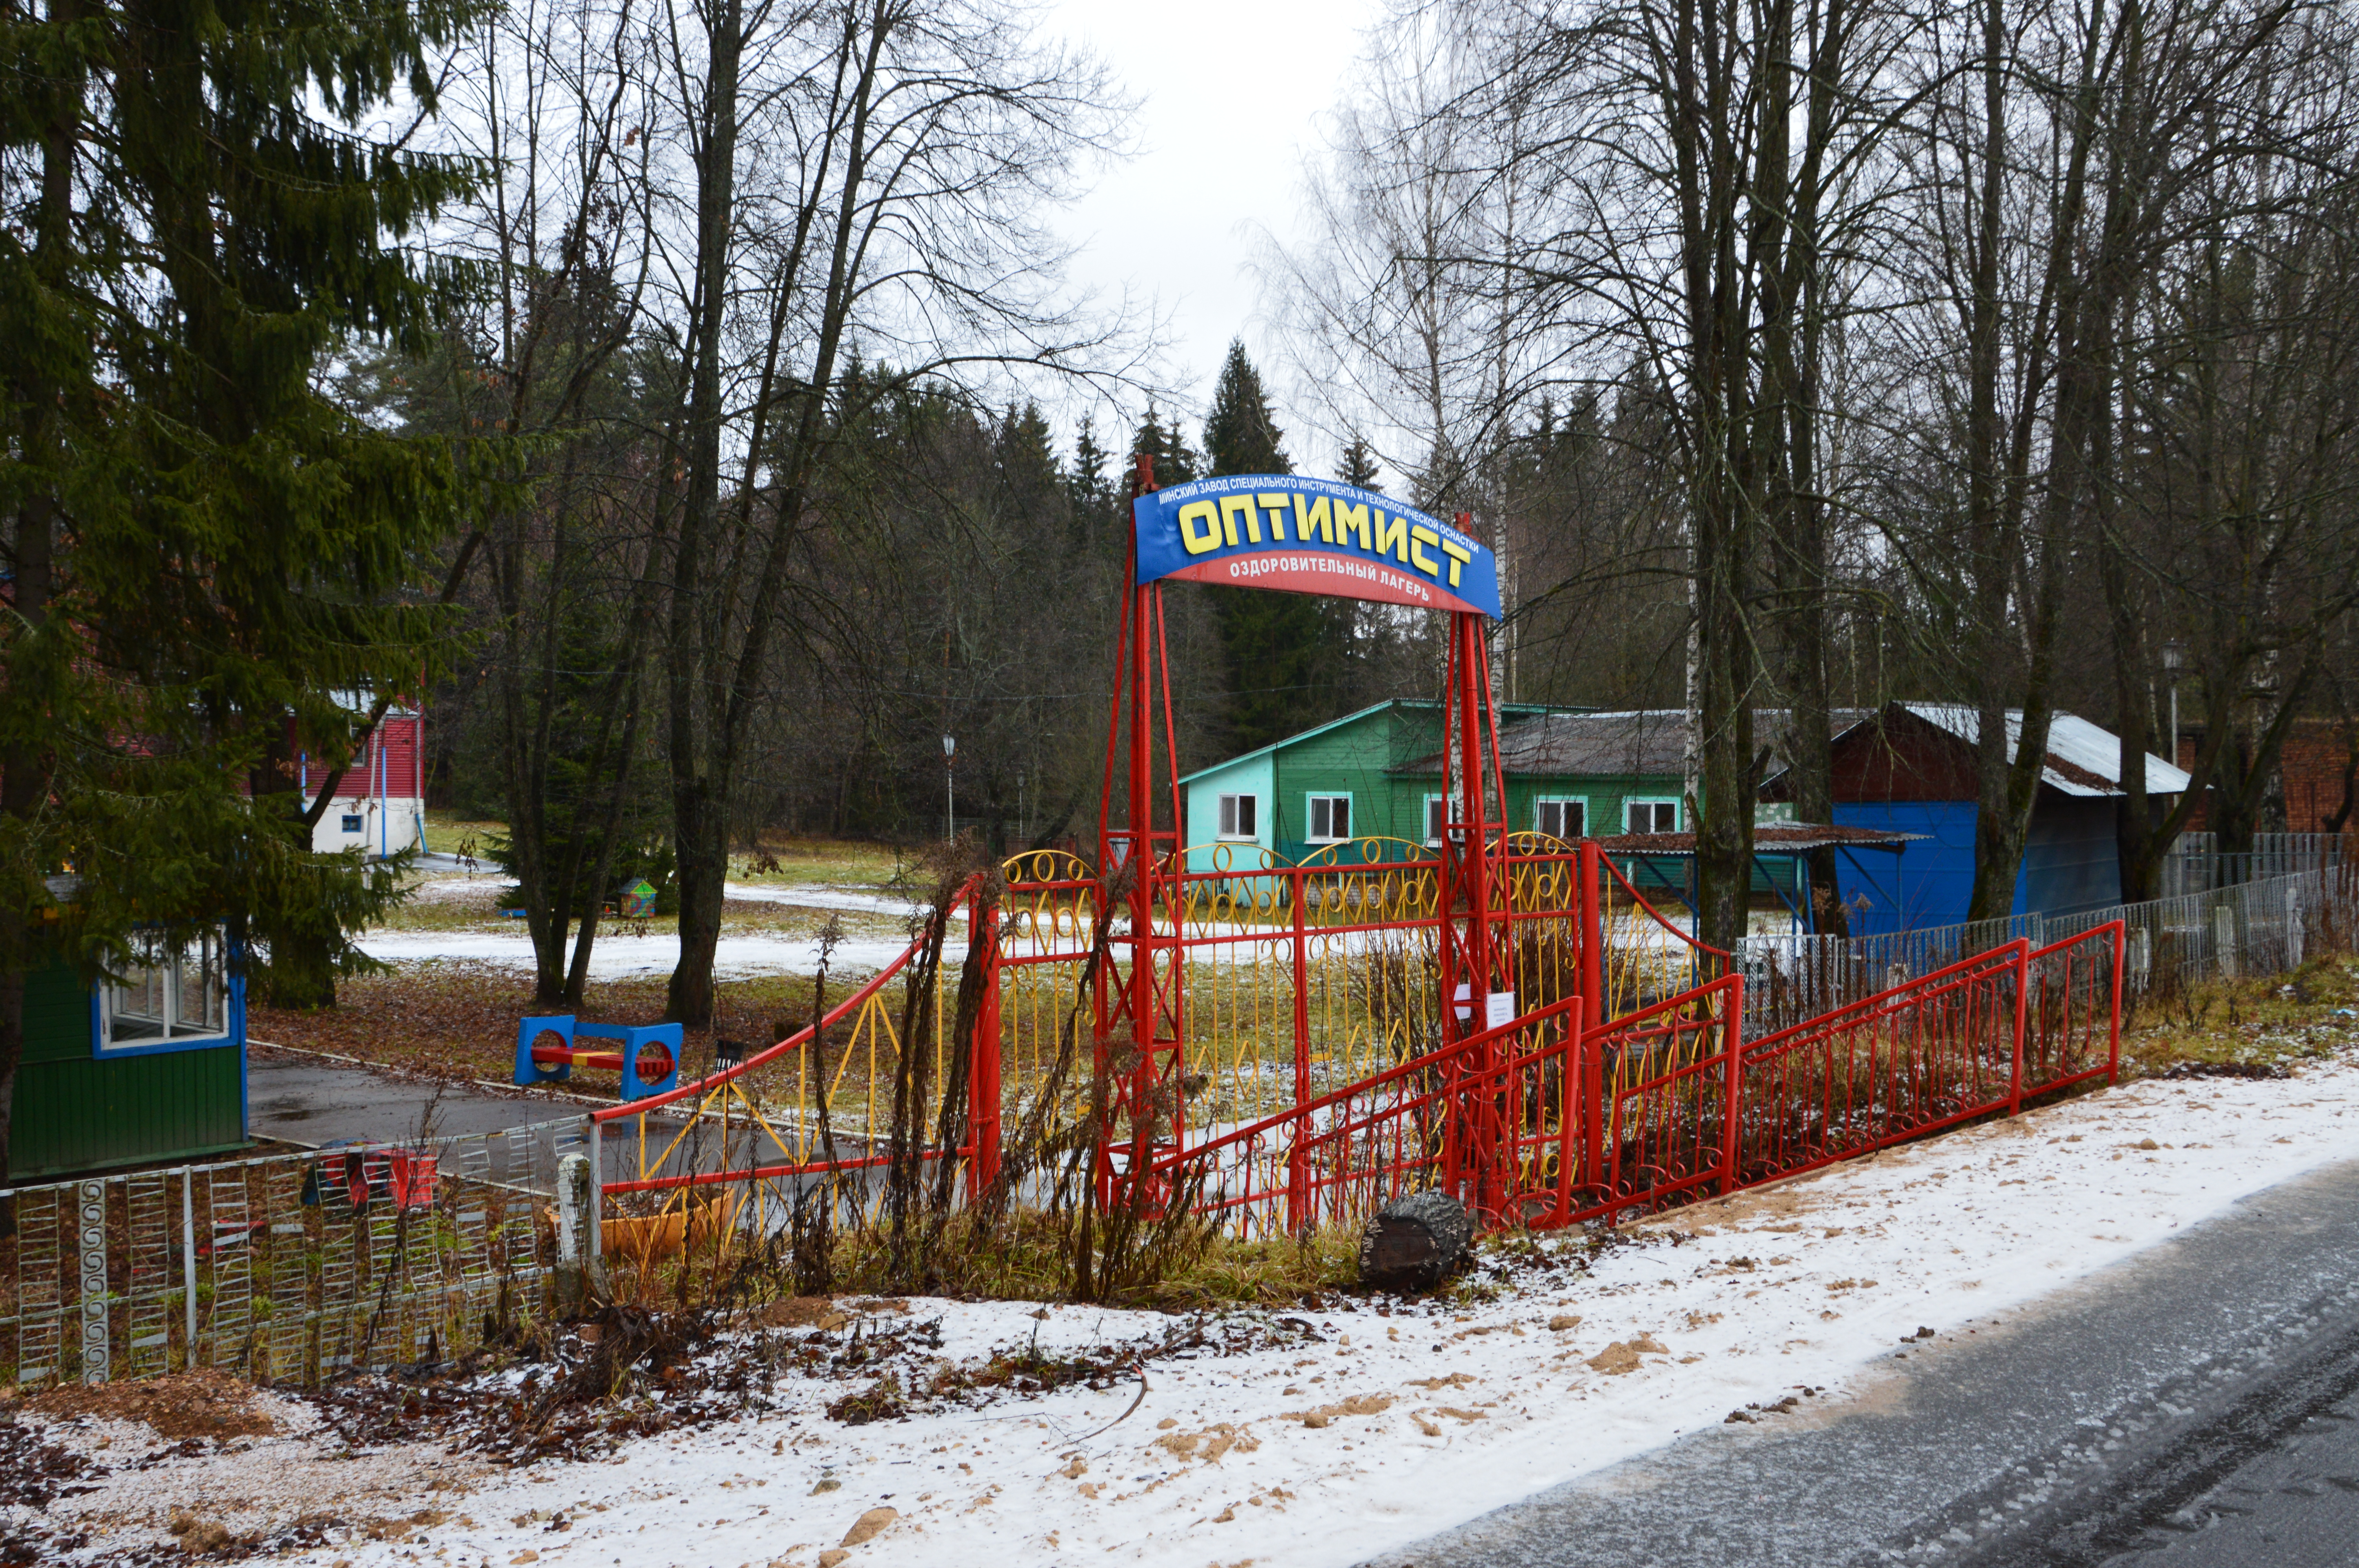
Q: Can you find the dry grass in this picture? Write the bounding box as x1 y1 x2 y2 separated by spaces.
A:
2118 956 2359 1078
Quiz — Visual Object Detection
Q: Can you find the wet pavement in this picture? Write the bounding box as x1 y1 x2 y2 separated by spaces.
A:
1372 1158 2359 1568
245 1046 599 1146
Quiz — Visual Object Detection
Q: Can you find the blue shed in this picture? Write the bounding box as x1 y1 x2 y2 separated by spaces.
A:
1821 704 2189 935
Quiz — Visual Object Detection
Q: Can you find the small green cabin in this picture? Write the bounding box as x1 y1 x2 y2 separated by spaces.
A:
1180 699 1590 868
11 936 248 1180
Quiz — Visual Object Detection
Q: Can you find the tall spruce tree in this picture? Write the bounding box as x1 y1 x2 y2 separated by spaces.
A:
1200 341 1342 752
0 0 483 1178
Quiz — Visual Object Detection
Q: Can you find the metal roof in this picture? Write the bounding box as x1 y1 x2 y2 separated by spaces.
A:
1898 705 2191 798
1589 823 1925 856
1175 700 1593 787
1396 709 1871 777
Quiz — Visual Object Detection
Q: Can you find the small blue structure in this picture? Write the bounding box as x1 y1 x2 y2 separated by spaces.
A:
1819 704 2189 935
513 1015 682 1101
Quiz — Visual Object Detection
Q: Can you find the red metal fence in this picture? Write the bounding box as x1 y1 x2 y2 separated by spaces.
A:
586 843 2122 1249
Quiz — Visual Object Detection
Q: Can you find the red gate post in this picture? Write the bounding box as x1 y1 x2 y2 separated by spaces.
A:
1095 455 1189 1215
1719 974 1746 1194
2106 921 2125 1084
1579 838 1605 1032
1579 838 1604 1196
1436 606 1509 1215
2008 937 2030 1116
1289 865 1311 1231
967 878 1002 1200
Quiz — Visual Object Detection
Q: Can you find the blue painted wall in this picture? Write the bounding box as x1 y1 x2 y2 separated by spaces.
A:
1831 801 2013 934
1835 794 2123 932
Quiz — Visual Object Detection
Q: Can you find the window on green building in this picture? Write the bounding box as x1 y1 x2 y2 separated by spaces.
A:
1306 794 1351 842
100 930 229 1051
1625 798 1680 835
1534 798 1586 840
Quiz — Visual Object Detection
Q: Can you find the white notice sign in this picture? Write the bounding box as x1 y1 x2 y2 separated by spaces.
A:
1486 991 1517 1030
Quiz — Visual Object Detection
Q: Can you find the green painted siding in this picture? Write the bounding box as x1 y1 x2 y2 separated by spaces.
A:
1268 705 1445 861
9 963 248 1180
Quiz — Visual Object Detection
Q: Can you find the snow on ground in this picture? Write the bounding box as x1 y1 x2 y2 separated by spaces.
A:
354 928 926 980
369 881 943 977
23 1058 2359 1568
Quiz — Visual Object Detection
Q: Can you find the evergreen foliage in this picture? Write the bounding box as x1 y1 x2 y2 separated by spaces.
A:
1199 341 1344 753
0 0 484 1172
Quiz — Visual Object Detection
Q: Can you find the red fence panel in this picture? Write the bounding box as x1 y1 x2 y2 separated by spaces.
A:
2021 922 2125 1099
1736 940 2027 1187
1565 975 1743 1225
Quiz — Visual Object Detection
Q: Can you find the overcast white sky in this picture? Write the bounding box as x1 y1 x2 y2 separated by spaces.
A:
1040 0 1387 475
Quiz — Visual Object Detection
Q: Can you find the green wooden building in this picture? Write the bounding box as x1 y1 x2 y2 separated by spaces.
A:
1182 706 1892 926
1179 700 1590 868
11 934 248 1180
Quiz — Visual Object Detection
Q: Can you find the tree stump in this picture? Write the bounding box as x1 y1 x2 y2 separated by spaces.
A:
1358 1190 1474 1294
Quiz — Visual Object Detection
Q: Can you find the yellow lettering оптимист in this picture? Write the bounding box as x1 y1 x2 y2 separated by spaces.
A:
1220 494 1260 546
1179 501 1221 555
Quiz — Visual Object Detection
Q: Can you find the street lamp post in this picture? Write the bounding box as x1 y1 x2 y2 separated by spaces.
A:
943 735 956 843
2161 639 2187 779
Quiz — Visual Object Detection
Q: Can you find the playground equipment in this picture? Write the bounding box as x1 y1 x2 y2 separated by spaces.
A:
513 1016 682 1101
582 459 2124 1254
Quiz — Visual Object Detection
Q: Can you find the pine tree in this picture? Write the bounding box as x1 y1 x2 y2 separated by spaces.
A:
1199 341 1345 753
0 0 485 1177
1130 402 1200 488
1203 340 1292 477
1339 437 1384 492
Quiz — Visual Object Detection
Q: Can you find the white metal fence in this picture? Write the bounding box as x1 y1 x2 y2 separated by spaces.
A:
0 1117 583 1390
2159 832 2345 897
1742 858 2359 1033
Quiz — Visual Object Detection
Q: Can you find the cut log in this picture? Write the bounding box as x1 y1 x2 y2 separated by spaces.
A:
1358 1190 1474 1294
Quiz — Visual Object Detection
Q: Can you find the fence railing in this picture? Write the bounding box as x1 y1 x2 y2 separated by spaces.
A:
2159 832 2345 897
1741 860 2359 1033
0 1118 578 1390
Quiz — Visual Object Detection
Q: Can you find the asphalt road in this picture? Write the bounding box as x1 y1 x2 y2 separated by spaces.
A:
1368 1157 2359 1568
246 1046 595 1145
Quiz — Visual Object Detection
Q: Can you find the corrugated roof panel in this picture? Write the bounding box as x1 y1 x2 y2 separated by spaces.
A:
1901 705 2190 797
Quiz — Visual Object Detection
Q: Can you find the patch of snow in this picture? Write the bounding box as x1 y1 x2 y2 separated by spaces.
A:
353 929 925 979
22 1059 2359 1568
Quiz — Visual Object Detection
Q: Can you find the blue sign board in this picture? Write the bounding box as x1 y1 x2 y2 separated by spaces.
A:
1133 474 1501 619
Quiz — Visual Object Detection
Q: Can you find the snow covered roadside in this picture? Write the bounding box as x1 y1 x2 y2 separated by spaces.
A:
22 1058 2359 1568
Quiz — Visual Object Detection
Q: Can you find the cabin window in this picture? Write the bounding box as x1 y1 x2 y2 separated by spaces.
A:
341 813 364 833
1218 793 1258 839
1534 798 1586 840
98 930 230 1051
1625 798 1680 835
1306 794 1352 842
1424 794 1465 846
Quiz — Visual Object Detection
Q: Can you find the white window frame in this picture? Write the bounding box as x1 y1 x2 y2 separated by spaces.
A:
1424 793 1467 847
96 929 233 1054
1625 797 1681 835
1305 793 1353 843
1217 793 1259 840
1532 797 1588 841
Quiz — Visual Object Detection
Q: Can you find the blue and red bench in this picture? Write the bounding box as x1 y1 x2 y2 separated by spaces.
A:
512 1016 682 1101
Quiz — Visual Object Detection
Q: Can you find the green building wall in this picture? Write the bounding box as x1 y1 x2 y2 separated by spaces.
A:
9 963 247 1181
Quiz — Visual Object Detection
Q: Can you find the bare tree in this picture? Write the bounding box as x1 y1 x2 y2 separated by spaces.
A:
645 0 1131 1024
